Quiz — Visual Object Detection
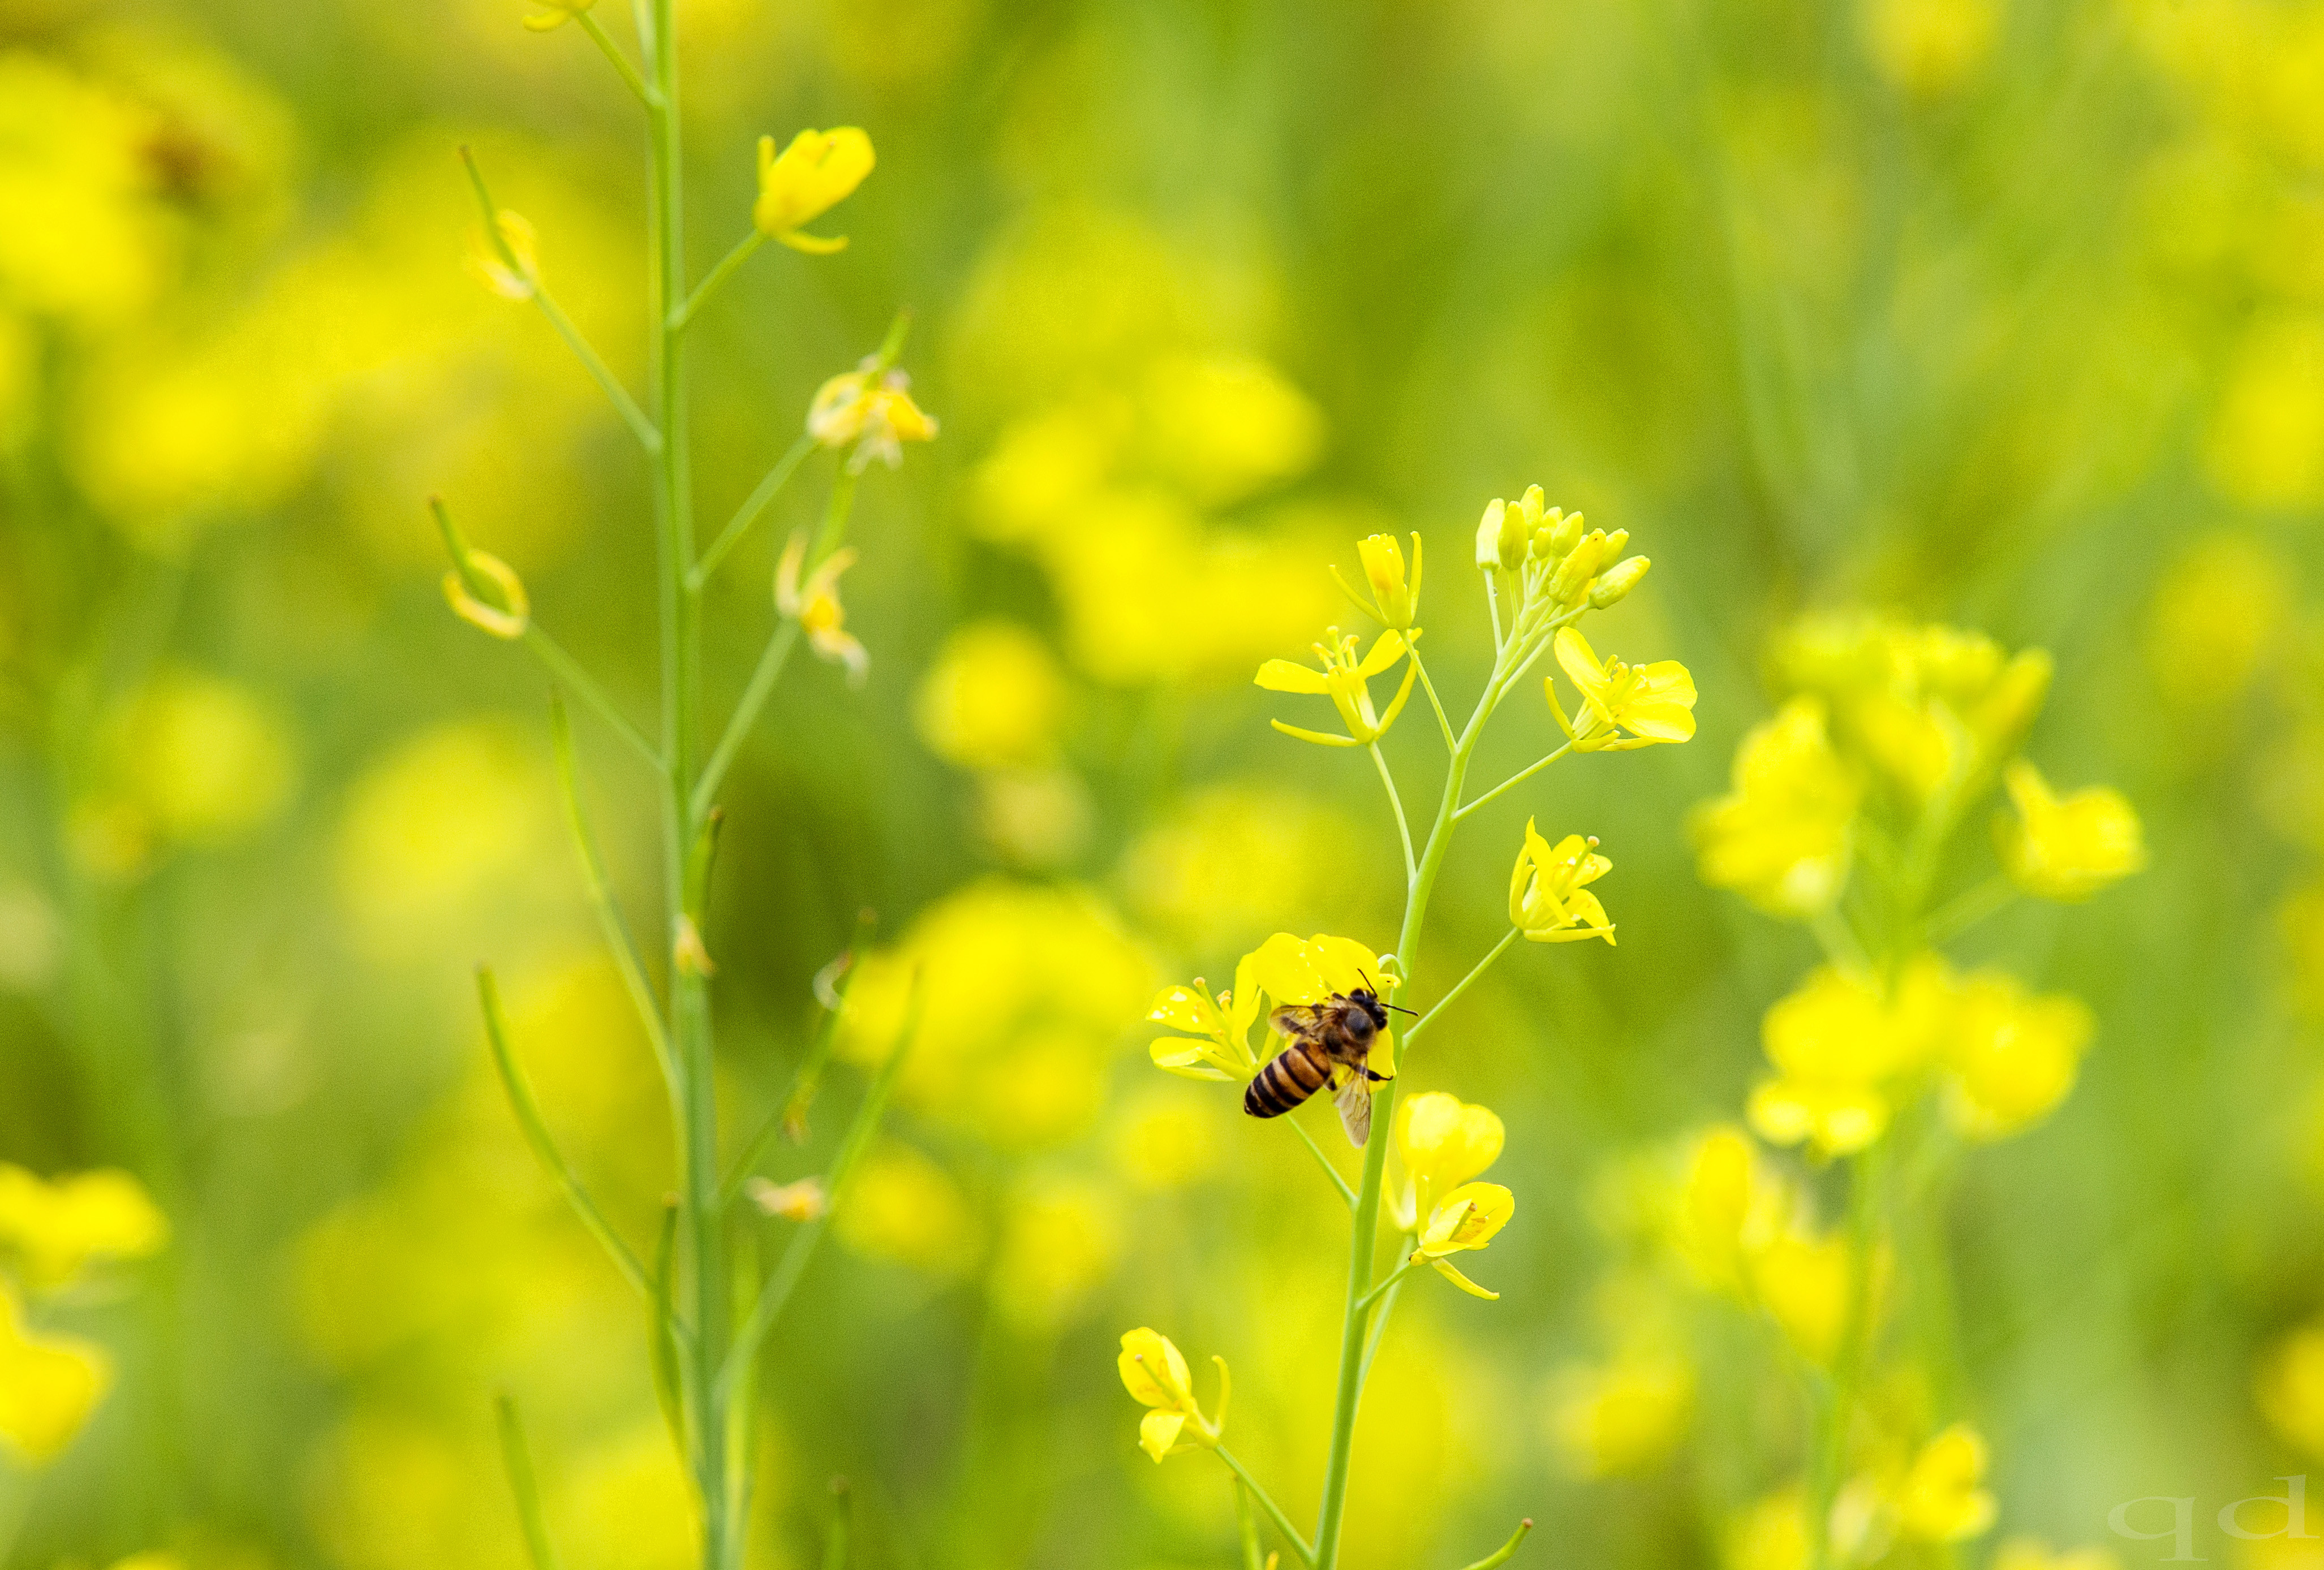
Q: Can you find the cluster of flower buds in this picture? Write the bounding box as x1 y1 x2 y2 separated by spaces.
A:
1474 485 1651 614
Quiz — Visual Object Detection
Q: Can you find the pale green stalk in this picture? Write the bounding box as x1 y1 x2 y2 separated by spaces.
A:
1402 930 1517 1051
1217 1446 1315 1568
691 432 815 589
1457 1519 1535 1570
1288 1114 1358 1209
1806 1142 1884 1570
574 11 655 107
496 1393 566 1570
674 231 768 329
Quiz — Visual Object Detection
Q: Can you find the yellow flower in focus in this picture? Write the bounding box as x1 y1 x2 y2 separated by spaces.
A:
914 621 1068 770
754 128 875 253
1411 1181 1515 1300
1509 818 1616 944
775 533 869 685
0 1166 167 1293
464 209 538 299
2258 1321 2324 1458
1117 1327 1226 1461
1993 1542 2123 1570
0 1282 110 1464
1996 760 2144 902
1750 1229 1858 1366
1337 532 1423 632
1547 1352 1693 1478
1550 628 1698 752
1147 969 1264 1082
520 0 595 31
1897 1424 1998 1542
1748 959 1951 1157
1390 1092 1505 1232
1942 973 2093 1140
1693 698 1860 918
1255 626 1419 748
833 1142 979 1278
807 359 939 472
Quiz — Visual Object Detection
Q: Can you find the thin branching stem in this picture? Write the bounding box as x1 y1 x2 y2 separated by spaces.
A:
691 433 814 590
693 622 798 818
1369 741 1417 882
527 625 664 771
1402 929 1517 1053
1456 1519 1535 1570
1215 1447 1315 1569
1925 874 2016 946
1288 1115 1358 1209
1454 741 1573 821
549 697 675 1086
1412 650 1459 755
496 1393 565 1570
575 10 656 106
673 231 766 330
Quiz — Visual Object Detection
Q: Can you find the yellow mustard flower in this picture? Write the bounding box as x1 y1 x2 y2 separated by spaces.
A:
1996 760 2145 902
1692 698 1861 918
0 1281 110 1464
1942 973 2093 1140
1411 1181 1515 1299
464 209 539 299
1147 967 1264 1082
1389 1092 1505 1232
1116 1327 1226 1461
0 1164 168 1293
1897 1424 1998 1541
774 533 868 685
1509 817 1616 944
1550 628 1698 752
1993 1541 2123 1570
1245 930 1400 1079
1749 1228 1858 1366
807 359 939 472
1547 1351 1694 1478
754 128 874 254
1748 957 1951 1157
1336 531 1423 631
520 0 595 31
1255 627 1419 748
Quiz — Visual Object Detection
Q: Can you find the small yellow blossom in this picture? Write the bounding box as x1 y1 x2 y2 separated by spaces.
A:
743 1177 826 1222
0 1281 111 1464
1942 973 2092 1139
464 210 538 299
1547 1352 1694 1477
1551 628 1697 752
754 128 874 253
1147 967 1264 1082
1749 957 1952 1156
1255 627 1419 748
1996 760 2145 902
1116 1327 1226 1461
1411 1181 1515 1299
1390 1092 1505 1232
520 0 595 31
1509 818 1616 944
1897 1424 1998 1541
1339 532 1423 631
807 359 939 472
1693 698 1861 918
0 1164 168 1293
1243 930 1400 1079
775 533 868 685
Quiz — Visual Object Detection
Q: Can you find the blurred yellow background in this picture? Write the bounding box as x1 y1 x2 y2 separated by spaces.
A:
3 0 2323 1565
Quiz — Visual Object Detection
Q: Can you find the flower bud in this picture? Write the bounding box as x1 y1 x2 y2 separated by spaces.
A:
1517 485 1547 532
1590 555 1651 609
1548 507 1585 558
1549 530 1609 602
1603 528 1629 557
1358 532 1422 629
1475 499 1507 568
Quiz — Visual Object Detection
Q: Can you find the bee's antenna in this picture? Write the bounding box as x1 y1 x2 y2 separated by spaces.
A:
1359 968 1418 1015
1383 1001 1418 1017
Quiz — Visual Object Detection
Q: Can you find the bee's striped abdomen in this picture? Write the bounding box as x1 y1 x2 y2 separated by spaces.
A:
1245 1042 1330 1118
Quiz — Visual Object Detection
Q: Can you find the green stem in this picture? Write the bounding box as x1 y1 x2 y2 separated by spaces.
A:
1412 651 1459 754
532 283 662 451
673 231 767 330
691 432 815 590
1357 1245 1410 1382
1807 1144 1884 1570
1236 1481 1266 1570
1288 1114 1358 1210
1370 741 1416 881
1925 874 2016 946
1353 1258 1424 1314
575 10 656 106
496 1392 566 1570
718 923 870 1206
526 625 663 771
549 695 676 1087
1311 670 1497 1570
1215 1446 1316 1569
1456 1519 1535 1570
693 622 798 818
822 1481 852 1570
1453 742 1573 821
477 967 652 1303
1401 929 1517 1052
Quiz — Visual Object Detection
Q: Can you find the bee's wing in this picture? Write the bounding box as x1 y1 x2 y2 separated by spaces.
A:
1333 1066 1374 1147
1269 1003 1329 1043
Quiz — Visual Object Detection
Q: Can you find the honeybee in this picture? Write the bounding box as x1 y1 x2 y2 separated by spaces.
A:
1243 980 1408 1145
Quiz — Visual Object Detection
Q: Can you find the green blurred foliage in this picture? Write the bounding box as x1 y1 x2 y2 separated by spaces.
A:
2 0 2323 1565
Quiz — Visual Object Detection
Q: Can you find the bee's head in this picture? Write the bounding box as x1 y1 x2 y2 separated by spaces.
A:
1353 969 1413 1028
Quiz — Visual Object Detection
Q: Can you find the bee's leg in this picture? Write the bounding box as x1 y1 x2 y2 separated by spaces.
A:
1365 1068 1389 1082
